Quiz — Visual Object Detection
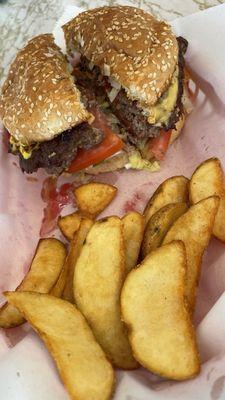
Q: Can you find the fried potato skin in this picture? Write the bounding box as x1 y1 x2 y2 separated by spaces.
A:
62 218 93 303
74 216 138 369
144 176 189 226
141 203 188 259
121 242 200 380
5 292 115 400
190 158 225 242
51 255 70 299
58 212 81 241
122 211 145 273
74 183 117 217
163 197 219 313
0 239 66 328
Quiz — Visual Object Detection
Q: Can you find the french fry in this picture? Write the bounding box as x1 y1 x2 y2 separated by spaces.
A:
50 261 68 298
163 197 219 313
190 158 225 242
74 182 117 217
74 217 138 369
5 292 115 400
121 241 200 380
62 218 93 303
0 239 66 328
144 176 189 226
58 212 81 241
141 203 188 259
122 211 144 273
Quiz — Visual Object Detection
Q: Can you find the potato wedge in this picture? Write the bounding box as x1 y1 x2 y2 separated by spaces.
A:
190 158 225 242
74 217 138 369
144 176 189 226
74 182 117 217
163 197 219 313
5 292 114 400
122 211 145 273
62 218 93 303
121 241 200 380
50 260 68 298
58 212 81 241
141 203 188 259
0 239 66 328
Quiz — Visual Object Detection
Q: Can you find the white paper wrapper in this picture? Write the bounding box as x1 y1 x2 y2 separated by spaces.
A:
1 3 225 399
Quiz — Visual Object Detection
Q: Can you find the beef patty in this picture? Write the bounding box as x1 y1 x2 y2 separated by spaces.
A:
10 123 103 175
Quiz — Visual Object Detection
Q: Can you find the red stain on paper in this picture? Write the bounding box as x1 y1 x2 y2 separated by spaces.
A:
40 177 76 237
123 191 147 213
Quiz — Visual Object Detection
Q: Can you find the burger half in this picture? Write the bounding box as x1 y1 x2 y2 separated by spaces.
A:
63 6 191 174
0 34 124 174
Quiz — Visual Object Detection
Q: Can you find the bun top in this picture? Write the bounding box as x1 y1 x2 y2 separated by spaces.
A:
63 6 178 108
0 34 91 145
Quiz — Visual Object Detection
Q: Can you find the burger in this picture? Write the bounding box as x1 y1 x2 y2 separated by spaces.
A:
0 34 110 175
63 6 191 174
0 6 191 176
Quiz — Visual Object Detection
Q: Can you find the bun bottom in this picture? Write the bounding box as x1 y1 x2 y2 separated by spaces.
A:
85 152 129 175
84 112 188 175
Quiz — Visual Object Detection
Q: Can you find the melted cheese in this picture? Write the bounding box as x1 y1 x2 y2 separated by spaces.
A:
143 70 179 125
10 136 33 159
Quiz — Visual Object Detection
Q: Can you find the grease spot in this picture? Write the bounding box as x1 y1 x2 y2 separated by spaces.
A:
12 161 19 169
207 368 215 381
26 176 38 182
211 376 225 400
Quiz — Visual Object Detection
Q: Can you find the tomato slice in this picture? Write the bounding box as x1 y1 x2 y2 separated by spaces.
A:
148 130 172 161
67 108 124 173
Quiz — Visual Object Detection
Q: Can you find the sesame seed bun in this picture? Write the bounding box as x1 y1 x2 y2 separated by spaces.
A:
0 34 91 145
63 6 179 109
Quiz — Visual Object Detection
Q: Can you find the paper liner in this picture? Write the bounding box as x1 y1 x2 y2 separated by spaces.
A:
0 3 225 399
